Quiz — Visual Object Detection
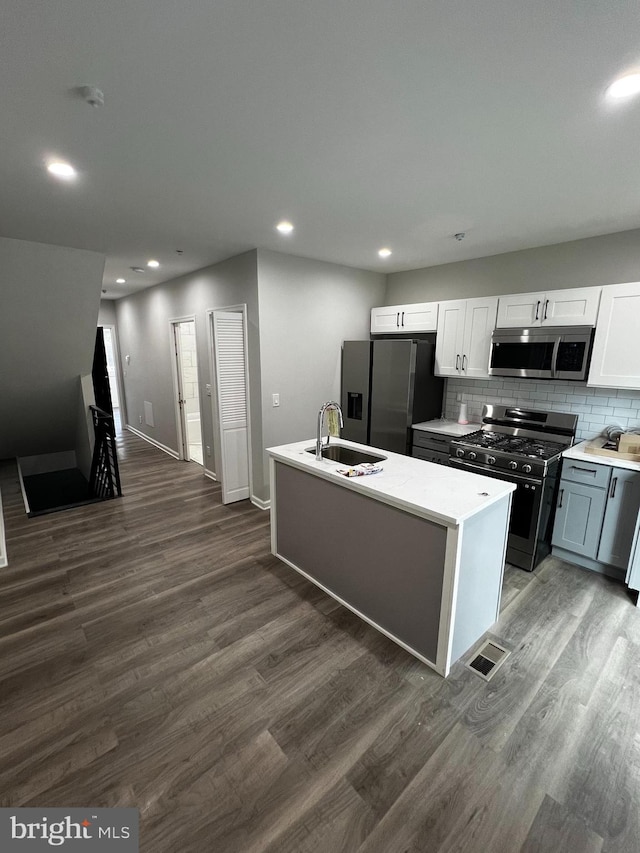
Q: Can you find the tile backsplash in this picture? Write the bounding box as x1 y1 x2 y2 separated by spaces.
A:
444 377 640 442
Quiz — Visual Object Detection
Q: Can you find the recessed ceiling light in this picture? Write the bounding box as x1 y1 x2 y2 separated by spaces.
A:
147 259 160 268
607 73 640 99
47 161 77 180
276 221 294 235
378 248 392 258
116 278 126 284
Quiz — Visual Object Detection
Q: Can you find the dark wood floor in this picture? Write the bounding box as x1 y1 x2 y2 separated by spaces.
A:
1 427 640 852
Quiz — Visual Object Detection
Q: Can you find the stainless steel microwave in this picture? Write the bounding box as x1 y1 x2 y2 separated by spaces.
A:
489 325 595 381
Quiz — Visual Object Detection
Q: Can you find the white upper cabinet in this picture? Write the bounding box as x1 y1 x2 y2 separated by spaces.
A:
370 302 438 334
496 287 601 328
435 297 497 379
588 282 640 389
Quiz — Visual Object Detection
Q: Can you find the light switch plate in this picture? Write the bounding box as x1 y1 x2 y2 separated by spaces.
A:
272 393 280 407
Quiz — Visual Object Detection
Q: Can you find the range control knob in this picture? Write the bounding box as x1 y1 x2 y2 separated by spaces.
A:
487 455 496 465
456 448 465 458
509 461 518 470
468 451 477 461
522 464 532 474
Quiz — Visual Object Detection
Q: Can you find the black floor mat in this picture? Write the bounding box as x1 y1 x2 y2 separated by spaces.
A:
23 468 97 516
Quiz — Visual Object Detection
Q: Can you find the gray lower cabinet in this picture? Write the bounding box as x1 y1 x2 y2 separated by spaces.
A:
597 469 640 569
552 459 640 583
411 430 451 466
552 479 608 558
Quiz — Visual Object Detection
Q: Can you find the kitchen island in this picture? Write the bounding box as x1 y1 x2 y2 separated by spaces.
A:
268 438 515 676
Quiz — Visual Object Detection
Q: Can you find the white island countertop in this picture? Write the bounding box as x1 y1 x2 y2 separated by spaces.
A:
267 438 515 527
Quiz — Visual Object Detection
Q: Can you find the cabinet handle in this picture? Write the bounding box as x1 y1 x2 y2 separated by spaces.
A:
558 488 564 508
610 477 618 498
462 354 467 371
570 465 597 476
396 312 400 328
456 354 460 371
543 299 549 321
401 311 405 327
535 300 541 320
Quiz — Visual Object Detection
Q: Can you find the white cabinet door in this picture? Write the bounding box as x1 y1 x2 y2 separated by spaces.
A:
435 297 496 378
588 282 640 389
544 287 601 326
435 301 465 376
371 305 403 333
497 287 600 328
461 297 497 379
496 292 544 327
371 302 438 334
402 302 438 332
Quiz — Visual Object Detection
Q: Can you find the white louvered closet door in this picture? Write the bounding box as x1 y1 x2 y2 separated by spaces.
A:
213 310 250 503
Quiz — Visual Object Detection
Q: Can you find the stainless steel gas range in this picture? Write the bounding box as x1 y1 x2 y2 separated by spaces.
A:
449 404 578 571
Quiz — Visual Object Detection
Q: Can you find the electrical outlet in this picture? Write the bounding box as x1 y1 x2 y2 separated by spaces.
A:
206 446 211 456
205 384 212 397
456 393 463 403
272 393 280 407
139 415 143 424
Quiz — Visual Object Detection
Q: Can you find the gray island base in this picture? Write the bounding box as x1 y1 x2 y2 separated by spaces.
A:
268 439 515 677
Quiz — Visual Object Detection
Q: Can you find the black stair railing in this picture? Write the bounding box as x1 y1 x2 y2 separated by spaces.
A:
89 405 122 499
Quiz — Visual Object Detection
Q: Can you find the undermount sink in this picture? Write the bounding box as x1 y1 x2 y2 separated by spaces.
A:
305 445 387 466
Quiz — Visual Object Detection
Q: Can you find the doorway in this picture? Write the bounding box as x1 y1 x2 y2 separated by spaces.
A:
171 319 204 465
101 326 123 432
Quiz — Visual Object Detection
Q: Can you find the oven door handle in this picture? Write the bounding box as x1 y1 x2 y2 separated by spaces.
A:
449 457 541 486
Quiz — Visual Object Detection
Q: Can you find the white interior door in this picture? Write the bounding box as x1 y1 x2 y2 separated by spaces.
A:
213 309 250 504
171 318 203 464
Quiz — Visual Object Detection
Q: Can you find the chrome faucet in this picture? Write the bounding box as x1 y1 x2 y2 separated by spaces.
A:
316 401 344 460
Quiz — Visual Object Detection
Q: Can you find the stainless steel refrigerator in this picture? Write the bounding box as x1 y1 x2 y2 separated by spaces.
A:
341 339 444 455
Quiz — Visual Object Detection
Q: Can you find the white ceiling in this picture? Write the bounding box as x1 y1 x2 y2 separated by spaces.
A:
2 0 640 298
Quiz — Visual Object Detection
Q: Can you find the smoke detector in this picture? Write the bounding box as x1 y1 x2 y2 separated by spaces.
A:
80 86 105 107
454 232 466 241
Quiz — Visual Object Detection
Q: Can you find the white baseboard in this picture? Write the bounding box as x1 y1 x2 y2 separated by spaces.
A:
203 468 218 482
126 425 179 459
0 487 7 568
251 495 270 511
16 461 31 515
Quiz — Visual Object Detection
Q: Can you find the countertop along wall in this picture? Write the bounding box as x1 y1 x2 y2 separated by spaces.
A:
385 227 640 441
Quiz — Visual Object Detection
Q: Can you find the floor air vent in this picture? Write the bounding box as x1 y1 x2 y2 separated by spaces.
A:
466 640 510 681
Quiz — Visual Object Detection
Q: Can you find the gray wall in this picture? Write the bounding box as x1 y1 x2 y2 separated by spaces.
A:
0 236 105 459
256 249 385 499
114 248 384 505
98 301 117 326
386 228 640 303
115 251 260 487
